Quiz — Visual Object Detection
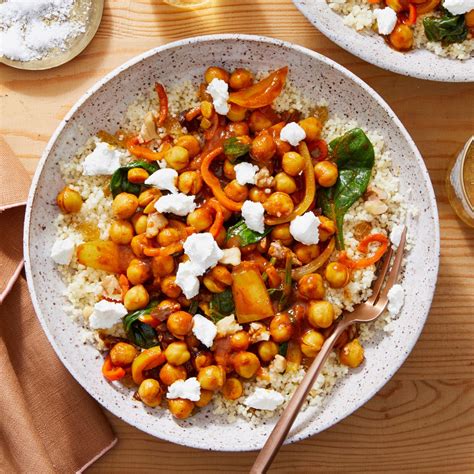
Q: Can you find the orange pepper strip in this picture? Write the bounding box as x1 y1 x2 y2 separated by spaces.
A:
368 0 380 4
201 146 243 212
206 198 224 238
185 106 201 122
338 233 389 269
143 242 184 257
126 136 164 161
102 355 126 382
403 4 417 25
265 265 282 288
118 274 129 301
131 346 166 384
155 83 168 126
307 139 329 161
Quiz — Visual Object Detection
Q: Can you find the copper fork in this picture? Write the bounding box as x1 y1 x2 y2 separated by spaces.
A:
251 226 407 474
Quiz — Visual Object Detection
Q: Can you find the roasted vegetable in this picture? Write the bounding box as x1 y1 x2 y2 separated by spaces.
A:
226 219 272 247
131 346 166 385
76 240 121 273
110 160 159 197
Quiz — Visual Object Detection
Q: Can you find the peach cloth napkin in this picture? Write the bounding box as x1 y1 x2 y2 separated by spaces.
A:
0 138 117 473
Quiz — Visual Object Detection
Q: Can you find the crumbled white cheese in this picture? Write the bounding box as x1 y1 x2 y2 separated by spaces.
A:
387 284 405 316
244 388 285 410
444 0 474 14
154 193 196 216
289 212 320 245
270 354 287 373
280 122 306 146
219 247 242 266
192 314 217 348
175 261 201 299
374 8 397 35
89 300 128 329
216 315 243 337
234 162 259 186
249 322 270 343
82 142 124 176
145 168 178 194
157 159 167 169
241 200 265 234
183 232 224 270
206 78 230 115
389 224 405 248
166 377 201 401
50 237 75 265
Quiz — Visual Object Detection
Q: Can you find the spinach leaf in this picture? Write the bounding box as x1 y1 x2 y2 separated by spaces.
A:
423 13 468 44
188 300 199 315
223 137 250 162
110 160 159 197
279 341 288 356
226 220 272 247
318 128 374 249
209 288 235 322
123 301 158 348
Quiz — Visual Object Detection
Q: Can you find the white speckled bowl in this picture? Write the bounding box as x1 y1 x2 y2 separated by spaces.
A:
24 35 439 451
293 0 473 82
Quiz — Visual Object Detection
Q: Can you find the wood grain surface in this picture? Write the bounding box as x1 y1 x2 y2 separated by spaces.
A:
1 1 473 472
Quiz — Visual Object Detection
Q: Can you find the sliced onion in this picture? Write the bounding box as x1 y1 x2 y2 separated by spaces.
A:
291 237 335 280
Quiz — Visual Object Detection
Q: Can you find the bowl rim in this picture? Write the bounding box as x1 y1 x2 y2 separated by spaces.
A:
292 0 473 83
24 33 440 450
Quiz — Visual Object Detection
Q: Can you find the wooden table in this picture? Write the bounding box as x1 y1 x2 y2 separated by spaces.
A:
1 0 473 472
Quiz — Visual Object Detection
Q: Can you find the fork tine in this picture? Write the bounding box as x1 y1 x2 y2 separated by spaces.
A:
366 244 394 305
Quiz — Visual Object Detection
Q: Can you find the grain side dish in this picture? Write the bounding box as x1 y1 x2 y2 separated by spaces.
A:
53 66 407 421
327 0 474 59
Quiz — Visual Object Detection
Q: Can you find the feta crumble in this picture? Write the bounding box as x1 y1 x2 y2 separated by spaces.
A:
192 314 217 348
206 78 230 115
145 168 178 194
289 212 321 245
234 162 259 186
280 122 306 146
444 0 474 15
241 200 265 234
89 300 128 329
166 377 201 401
50 237 75 265
389 224 405 248
244 388 285 410
82 142 124 176
387 284 405 316
219 247 242 266
216 315 242 337
154 193 196 216
374 8 397 35
175 261 201 299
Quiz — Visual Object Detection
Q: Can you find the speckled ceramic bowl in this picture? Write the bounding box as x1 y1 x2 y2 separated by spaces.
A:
24 35 439 451
293 0 473 82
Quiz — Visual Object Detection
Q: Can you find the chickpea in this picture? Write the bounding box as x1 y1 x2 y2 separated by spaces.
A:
223 159 236 180
258 341 279 363
271 223 293 246
275 137 291 158
151 255 175 277
229 68 253 90
298 117 322 141
109 219 134 244
176 134 201 159
308 300 335 329
386 0 404 11
389 24 414 51
222 378 244 400
274 172 297 194
224 180 249 202
131 213 148 234
57 186 82 214
195 389 214 407
249 110 273 133
203 275 225 293
127 167 149 184
319 216 337 242
187 207 213 231
194 351 213 371
112 192 139 219
300 329 325 358
233 352 261 379
282 151 305 176
168 398 194 419
124 284 149 311
263 192 294 218
138 188 161 208
230 331 250 351
161 275 182 299
138 379 162 407
466 9 474 27
197 365 226 390
178 171 203 195
158 227 181 247
227 103 247 122
110 342 138 367
251 133 276 162
339 339 364 368
130 234 150 258
167 310 193 337
127 259 151 285
164 146 189 171
200 100 214 119
164 341 191 366
249 186 269 203
269 313 293 343
209 265 233 285
325 261 351 288
227 121 249 137
314 161 338 187
204 66 229 84
298 273 325 300
159 363 187 385
294 243 320 264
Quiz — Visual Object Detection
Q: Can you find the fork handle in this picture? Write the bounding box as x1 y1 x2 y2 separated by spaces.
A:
250 320 350 474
